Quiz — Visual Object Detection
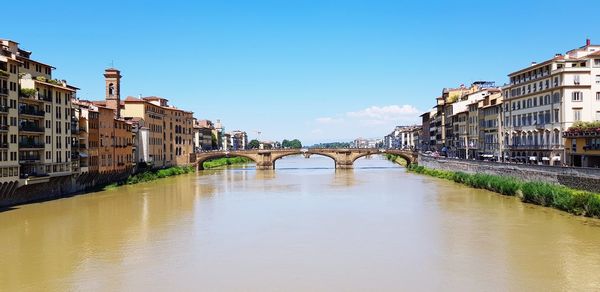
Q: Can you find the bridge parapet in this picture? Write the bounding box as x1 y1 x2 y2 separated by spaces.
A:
193 148 416 170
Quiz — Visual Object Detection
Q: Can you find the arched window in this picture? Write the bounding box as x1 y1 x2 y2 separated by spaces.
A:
108 83 114 96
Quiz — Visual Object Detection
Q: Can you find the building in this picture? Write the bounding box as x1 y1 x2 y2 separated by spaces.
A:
0 39 79 185
119 83 194 167
479 91 503 160
230 130 248 151
0 40 21 184
193 119 214 151
446 88 495 158
563 124 600 167
502 39 600 165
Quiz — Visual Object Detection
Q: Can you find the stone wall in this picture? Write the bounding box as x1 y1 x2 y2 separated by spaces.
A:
418 155 600 193
1 170 131 208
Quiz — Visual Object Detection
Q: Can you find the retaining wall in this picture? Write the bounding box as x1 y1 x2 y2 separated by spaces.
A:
418 155 600 193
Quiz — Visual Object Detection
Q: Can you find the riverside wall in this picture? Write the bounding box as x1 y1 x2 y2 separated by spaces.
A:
418 155 600 193
0 170 131 208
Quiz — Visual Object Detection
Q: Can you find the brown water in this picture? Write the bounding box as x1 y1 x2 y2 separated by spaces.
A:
1 155 600 291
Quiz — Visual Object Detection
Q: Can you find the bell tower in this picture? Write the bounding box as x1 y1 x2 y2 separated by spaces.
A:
104 68 122 118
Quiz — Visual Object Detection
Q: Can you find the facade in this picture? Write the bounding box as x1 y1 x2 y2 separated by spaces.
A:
0 39 79 185
564 129 600 167
121 92 194 167
479 92 503 160
230 130 248 151
0 40 20 184
502 40 600 165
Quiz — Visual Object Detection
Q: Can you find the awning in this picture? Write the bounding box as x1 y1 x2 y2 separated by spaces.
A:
482 154 494 158
552 156 561 161
542 157 550 161
79 152 89 158
529 156 537 161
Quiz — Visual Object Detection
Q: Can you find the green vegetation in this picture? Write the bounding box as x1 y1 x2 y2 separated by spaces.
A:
407 164 600 218
282 139 302 149
203 157 253 169
567 121 600 132
384 154 407 166
20 88 37 97
102 166 195 191
0 69 9 77
248 139 260 149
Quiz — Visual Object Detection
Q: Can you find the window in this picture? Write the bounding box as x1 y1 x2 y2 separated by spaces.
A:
572 91 583 102
595 59 600 68
597 92 600 101
554 109 560 123
573 108 582 122
596 75 600 84
596 111 600 121
574 75 580 85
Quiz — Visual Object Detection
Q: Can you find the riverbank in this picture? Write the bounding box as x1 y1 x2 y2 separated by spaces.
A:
104 166 195 190
384 154 407 166
203 157 253 169
407 164 600 218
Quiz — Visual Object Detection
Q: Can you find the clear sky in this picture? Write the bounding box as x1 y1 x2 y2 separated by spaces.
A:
4 0 600 144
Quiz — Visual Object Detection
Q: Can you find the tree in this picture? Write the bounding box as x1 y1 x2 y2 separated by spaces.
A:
248 139 260 149
211 133 218 149
289 139 302 149
281 139 290 148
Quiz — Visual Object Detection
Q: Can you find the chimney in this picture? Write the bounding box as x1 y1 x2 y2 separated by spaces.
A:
587 38 591 46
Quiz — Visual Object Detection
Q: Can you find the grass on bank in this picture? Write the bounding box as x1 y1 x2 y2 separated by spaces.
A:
407 164 600 219
384 154 408 167
203 157 253 169
103 166 195 191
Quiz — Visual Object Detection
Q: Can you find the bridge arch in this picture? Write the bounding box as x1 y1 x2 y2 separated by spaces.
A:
195 152 259 170
270 150 340 168
351 150 415 166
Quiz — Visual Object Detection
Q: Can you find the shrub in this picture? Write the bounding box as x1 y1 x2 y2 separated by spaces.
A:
407 164 600 218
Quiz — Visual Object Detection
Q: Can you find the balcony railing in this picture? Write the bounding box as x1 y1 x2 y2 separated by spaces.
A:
19 124 44 133
0 88 8 95
19 107 45 117
19 154 41 162
0 105 9 113
71 128 80 135
0 125 8 132
0 142 7 149
508 144 562 150
563 131 600 138
19 141 45 149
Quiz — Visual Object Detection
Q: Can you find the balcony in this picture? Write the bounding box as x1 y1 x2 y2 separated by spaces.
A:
19 124 45 133
508 144 562 150
0 105 8 114
0 125 8 132
71 128 80 135
0 142 8 149
19 154 42 163
19 107 45 117
0 88 8 96
71 142 80 148
19 141 45 149
71 152 80 160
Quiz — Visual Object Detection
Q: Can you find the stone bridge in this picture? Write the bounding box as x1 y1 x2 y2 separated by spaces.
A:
193 148 417 170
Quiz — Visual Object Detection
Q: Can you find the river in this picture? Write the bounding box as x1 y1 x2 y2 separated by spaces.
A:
1 155 600 291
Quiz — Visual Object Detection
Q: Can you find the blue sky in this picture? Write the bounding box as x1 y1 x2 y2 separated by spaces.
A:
4 0 600 144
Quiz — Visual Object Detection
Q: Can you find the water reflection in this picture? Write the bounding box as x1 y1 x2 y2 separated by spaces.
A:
0 155 599 291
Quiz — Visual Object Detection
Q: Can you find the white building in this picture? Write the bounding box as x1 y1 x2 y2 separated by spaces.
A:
502 39 600 165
